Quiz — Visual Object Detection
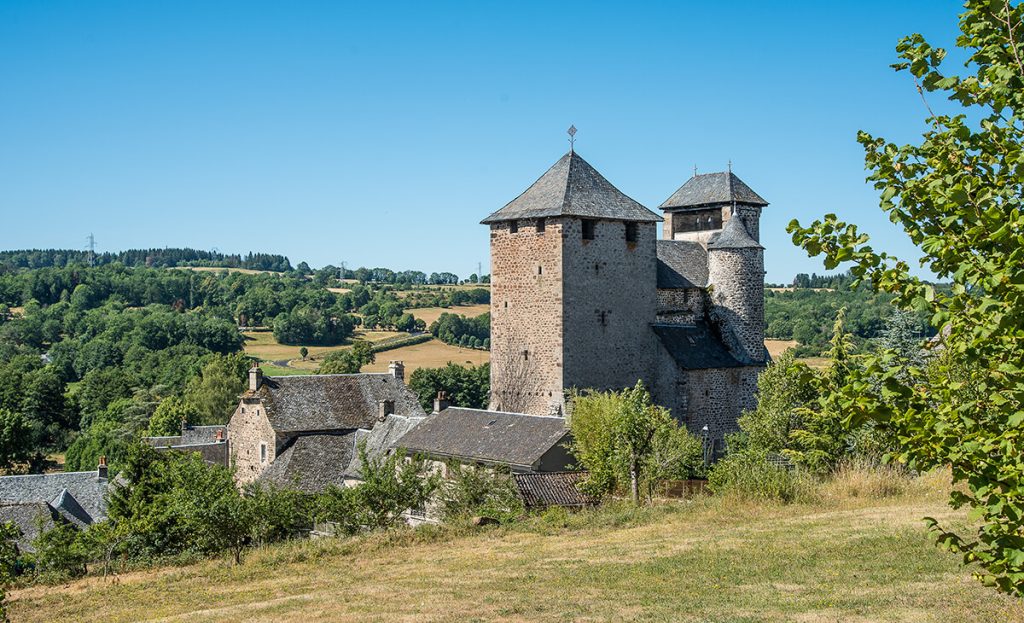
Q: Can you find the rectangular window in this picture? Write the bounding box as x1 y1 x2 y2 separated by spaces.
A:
260 442 267 464
625 222 638 243
509 221 518 234
582 219 596 240
536 218 546 233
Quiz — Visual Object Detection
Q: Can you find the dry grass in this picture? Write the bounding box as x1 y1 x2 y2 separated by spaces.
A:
326 287 352 295
242 330 408 367
362 338 488 376
170 266 276 275
407 304 490 326
10 476 1024 623
764 339 798 359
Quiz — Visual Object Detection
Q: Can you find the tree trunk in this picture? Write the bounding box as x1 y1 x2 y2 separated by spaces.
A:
630 457 640 505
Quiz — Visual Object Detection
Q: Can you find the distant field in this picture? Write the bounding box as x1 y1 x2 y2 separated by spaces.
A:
362 337 488 375
767 287 836 293
326 287 352 294
408 303 490 326
242 330 408 368
764 339 797 359
171 264 276 274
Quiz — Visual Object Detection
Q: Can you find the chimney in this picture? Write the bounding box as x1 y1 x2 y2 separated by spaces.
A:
249 363 263 391
97 455 108 479
388 361 405 383
215 429 224 443
433 391 451 414
378 399 395 421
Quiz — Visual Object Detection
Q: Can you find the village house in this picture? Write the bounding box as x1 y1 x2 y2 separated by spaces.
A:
227 361 426 493
143 423 229 466
0 459 110 552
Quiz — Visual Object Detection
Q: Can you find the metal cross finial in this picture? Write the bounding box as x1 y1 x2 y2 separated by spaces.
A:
693 164 698 177
567 125 577 152
728 160 732 174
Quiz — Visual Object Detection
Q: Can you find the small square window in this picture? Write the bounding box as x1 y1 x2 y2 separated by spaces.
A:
536 218 546 233
625 222 638 243
582 219 596 240
509 221 518 234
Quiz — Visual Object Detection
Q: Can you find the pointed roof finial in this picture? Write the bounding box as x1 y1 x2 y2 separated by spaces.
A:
693 164 698 178
727 159 732 174
567 125 577 153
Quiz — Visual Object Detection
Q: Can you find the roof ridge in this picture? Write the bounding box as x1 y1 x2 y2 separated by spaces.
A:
444 407 565 419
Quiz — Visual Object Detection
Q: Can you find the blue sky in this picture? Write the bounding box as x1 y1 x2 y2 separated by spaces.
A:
0 1 963 283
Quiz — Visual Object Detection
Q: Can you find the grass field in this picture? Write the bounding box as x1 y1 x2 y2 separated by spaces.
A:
10 472 1023 623
171 266 278 275
407 303 490 326
362 338 488 375
242 330 409 370
764 339 797 359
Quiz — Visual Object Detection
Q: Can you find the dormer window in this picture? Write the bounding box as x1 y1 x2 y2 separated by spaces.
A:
625 222 638 243
582 219 596 240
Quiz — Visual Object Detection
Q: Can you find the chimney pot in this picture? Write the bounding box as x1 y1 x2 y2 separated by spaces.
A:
249 363 263 391
433 391 451 413
97 455 108 479
378 399 395 421
388 361 405 383
215 429 224 442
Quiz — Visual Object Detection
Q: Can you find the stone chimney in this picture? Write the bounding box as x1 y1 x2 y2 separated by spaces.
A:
215 429 225 443
97 455 108 479
433 391 451 414
388 361 405 383
249 363 263 391
378 399 395 421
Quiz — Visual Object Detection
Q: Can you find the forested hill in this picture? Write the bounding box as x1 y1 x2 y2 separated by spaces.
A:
0 248 292 272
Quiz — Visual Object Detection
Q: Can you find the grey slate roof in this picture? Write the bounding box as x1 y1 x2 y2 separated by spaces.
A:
395 408 570 469
348 414 425 479
659 172 768 210
513 472 595 509
255 374 425 433
258 433 358 494
652 322 744 370
0 502 58 552
656 240 709 288
708 216 763 250
181 425 226 445
152 442 229 466
482 151 662 224
0 471 108 523
49 489 92 528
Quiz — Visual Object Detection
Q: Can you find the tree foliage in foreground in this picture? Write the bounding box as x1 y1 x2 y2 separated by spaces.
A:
788 0 1024 594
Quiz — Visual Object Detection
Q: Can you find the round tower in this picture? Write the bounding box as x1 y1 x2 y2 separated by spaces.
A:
707 216 765 364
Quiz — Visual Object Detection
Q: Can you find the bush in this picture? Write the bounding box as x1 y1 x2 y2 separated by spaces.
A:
707 451 816 503
438 463 523 524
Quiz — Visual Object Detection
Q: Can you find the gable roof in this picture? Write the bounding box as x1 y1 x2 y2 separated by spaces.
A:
707 216 763 250
652 321 744 370
659 172 768 210
482 151 661 224
348 414 425 479
656 240 709 289
0 471 108 523
0 502 59 552
49 489 92 528
395 408 570 469
258 433 358 494
513 472 595 509
254 374 425 433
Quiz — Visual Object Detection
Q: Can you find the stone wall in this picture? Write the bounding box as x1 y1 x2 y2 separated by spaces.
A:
489 218 565 415
707 246 765 364
656 288 708 325
561 218 658 401
227 396 278 485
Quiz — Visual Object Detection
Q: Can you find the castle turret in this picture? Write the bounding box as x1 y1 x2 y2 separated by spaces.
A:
658 171 768 243
481 150 662 415
707 216 766 364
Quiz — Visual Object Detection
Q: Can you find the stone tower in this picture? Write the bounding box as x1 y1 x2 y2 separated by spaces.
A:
481 151 662 415
658 171 768 365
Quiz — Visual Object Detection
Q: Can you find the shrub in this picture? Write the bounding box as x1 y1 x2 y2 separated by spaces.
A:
438 463 523 524
707 451 816 503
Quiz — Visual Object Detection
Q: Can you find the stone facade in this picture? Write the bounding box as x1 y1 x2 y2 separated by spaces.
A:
485 153 769 443
227 395 278 485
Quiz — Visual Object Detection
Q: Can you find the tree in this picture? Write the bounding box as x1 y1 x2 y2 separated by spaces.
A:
0 521 19 620
183 354 248 425
569 381 702 504
299 346 308 360
787 0 1024 595
146 396 199 437
407 363 489 412
318 341 374 374
0 409 31 470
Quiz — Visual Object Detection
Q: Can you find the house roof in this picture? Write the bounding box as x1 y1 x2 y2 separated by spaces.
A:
656 240 709 289
258 433 358 494
707 216 763 250
152 442 229 466
513 472 595 509
348 414 425 479
181 425 226 445
395 408 570 469
0 471 108 523
254 374 425 433
659 172 768 210
652 322 744 370
49 489 92 528
481 151 662 224
0 502 58 553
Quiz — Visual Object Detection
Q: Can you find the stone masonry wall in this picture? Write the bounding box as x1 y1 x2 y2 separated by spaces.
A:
227 396 277 485
656 288 708 325
561 219 658 400
489 218 565 415
707 247 765 364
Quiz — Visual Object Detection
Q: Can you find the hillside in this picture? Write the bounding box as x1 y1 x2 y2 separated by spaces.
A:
10 475 1023 623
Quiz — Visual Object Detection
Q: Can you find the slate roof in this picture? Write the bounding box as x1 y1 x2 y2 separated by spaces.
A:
481 151 662 224
652 322 744 370
348 414 425 479
707 216 763 250
181 425 226 445
0 471 108 523
49 489 92 528
396 408 570 469
152 442 229 466
513 472 595 509
254 374 425 433
258 433 358 494
0 502 58 552
660 172 768 210
656 240 709 289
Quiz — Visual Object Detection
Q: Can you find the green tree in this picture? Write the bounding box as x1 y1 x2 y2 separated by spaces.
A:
183 353 248 425
298 346 308 360
0 409 31 470
407 363 489 411
0 521 19 620
787 0 1024 594
146 396 199 437
569 381 702 504
318 340 374 374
